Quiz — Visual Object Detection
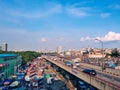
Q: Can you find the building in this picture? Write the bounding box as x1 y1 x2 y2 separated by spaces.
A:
0 54 22 80
2 43 8 51
57 46 62 54
82 48 106 59
0 46 2 50
88 49 106 58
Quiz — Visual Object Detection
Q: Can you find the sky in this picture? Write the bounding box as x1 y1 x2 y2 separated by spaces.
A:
0 0 120 51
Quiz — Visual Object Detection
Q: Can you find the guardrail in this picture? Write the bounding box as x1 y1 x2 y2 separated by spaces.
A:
80 62 120 77
42 56 120 90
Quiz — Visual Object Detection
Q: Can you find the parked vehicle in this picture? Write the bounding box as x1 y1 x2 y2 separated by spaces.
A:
82 69 97 76
47 77 53 84
9 81 19 89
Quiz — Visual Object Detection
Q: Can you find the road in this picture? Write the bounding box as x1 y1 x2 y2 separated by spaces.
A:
54 56 120 84
43 56 120 89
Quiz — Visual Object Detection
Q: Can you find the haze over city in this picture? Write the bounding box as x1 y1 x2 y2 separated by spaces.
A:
0 0 120 51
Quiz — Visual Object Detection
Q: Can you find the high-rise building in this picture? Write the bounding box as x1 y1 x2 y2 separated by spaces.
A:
2 43 7 51
57 46 62 54
0 46 2 50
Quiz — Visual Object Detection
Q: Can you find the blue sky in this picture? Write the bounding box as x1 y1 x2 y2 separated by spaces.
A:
0 0 120 51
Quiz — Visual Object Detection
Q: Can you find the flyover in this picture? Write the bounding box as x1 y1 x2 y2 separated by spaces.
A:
42 55 120 90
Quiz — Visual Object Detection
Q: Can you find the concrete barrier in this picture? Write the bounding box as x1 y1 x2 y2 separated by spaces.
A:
43 57 120 90
80 62 120 77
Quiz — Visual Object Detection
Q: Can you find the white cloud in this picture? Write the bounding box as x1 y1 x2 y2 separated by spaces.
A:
109 4 120 9
114 4 120 9
40 37 47 42
80 36 94 41
80 32 120 42
7 4 62 18
56 37 64 41
97 32 120 42
100 13 111 18
49 4 62 13
66 7 91 17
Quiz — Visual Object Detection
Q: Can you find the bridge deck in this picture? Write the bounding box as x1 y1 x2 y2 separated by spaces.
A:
42 56 120 90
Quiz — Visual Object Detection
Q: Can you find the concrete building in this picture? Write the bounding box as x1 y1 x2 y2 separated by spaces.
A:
57 46 62 54
0 54 22 80
2 43 8 51
88 49 106 58
0 46 2 50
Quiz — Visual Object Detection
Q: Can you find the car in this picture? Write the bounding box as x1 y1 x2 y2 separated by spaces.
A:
75 62 80 66
53 58 57 61
82 69 97 76
77 80 88 90
65 61 72 66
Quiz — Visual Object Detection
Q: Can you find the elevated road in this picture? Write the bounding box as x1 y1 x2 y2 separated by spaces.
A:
42 56 120 90
80 62 120 77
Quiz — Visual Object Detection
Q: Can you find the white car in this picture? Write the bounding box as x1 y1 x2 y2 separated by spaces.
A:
53 58 57 61
75 62 80 66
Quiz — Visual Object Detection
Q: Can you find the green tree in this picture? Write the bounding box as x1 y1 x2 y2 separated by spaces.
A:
111 48 120 57
0 50 42 63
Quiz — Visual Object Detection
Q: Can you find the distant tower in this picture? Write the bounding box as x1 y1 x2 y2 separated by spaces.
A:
57 46 62 54
0 46 2 50
2 43 8 51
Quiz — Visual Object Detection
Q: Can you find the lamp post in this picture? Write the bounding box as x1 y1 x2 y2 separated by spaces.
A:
95 38 105 71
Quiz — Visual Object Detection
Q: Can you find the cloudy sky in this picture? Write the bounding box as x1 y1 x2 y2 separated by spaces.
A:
0 0 120 51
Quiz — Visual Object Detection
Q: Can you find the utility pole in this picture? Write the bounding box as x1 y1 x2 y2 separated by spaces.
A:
95 38 105 71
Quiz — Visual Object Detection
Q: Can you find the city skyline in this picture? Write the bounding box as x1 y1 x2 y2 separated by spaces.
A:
0 0 120 51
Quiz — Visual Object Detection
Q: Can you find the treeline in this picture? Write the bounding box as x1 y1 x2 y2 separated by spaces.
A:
0 50 42 64
111 48 120 57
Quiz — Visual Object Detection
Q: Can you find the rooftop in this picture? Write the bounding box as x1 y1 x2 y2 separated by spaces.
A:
0 54 17 57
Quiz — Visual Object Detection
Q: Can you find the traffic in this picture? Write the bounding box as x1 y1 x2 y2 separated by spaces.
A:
43 55 120 90
1 55 120 90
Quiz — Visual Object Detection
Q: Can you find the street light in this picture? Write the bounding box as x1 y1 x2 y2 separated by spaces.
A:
95 38 105 71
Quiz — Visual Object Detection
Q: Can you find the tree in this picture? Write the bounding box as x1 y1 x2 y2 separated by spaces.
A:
111 48 120 57
0 50 42 63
